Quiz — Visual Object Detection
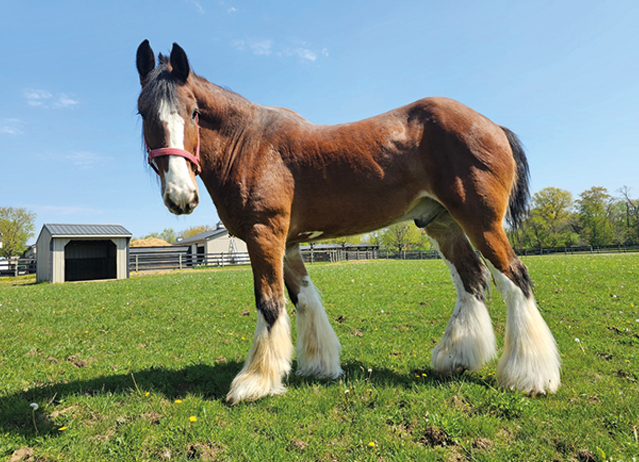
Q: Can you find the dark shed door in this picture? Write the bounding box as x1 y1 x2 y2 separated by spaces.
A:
64 240 116 282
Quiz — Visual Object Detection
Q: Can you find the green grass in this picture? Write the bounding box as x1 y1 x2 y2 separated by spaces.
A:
1 255 638 461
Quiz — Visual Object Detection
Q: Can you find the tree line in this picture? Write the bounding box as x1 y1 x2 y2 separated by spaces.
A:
1 185 637 259
508 186 638 249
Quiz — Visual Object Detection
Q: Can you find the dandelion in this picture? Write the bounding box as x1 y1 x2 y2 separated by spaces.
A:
58 426 68 431
175 399 183 404
575 338 585 354
368 442 376 447
30 403 40 435
344 389 350 394
145 392 150 397
189 416 197 422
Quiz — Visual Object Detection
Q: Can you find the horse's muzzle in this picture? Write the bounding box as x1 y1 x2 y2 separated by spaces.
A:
164 191 199 215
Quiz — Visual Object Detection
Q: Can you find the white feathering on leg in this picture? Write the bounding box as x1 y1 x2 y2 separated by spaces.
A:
431 253 496 374
295 278 343 379
226 310 293 404
487 262 561 393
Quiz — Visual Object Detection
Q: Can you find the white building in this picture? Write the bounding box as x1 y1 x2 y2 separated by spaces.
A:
174 222 248 266
36 224 131 283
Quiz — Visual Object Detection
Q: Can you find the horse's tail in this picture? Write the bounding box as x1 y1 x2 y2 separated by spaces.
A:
501 126 530 230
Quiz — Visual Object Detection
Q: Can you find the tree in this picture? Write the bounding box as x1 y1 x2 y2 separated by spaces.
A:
317 234 364 246
180 225 213 240
145 228 177 243
577 187 616 246
618 186 639 243
515 187 578 248
373 222 430 252
0 207 36 258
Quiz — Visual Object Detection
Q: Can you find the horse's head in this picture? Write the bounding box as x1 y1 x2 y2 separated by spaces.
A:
136 40 200 215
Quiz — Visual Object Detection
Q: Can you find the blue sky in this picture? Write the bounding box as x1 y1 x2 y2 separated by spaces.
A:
1 0 638 241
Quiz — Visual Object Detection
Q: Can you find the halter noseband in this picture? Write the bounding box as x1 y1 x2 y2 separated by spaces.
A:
146 115 202 175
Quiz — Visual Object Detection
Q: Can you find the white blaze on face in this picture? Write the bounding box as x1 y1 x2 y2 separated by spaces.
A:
158 98 198 214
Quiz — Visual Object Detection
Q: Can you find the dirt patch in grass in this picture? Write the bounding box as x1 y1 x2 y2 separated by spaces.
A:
420 426 451 447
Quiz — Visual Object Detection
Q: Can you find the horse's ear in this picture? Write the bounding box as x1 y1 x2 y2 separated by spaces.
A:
170 43 190 83
136 40 156 85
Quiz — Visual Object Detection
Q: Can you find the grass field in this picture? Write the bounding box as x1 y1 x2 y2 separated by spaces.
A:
1 255 638 461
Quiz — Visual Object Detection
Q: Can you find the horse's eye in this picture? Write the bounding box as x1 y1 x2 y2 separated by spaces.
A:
139 112 147 121
192 109 199 120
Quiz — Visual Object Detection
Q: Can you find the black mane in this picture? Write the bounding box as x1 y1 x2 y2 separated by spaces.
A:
137 54 178 120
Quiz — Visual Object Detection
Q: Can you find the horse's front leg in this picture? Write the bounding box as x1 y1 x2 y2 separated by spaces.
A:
226 224 293 404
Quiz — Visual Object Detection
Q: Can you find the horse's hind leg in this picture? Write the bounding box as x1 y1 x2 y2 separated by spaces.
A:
423 213 497 374
284 244 342 379
458 218 561 393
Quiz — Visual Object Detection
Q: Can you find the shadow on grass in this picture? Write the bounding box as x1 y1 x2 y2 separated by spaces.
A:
1 359 496 438
307 360 498 390
0 361 242 438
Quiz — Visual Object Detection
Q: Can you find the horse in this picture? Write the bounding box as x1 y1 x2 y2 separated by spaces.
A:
135 40 561 404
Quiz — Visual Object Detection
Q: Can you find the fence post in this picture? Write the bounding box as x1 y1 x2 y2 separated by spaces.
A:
136 255 139 272
179 253 182 270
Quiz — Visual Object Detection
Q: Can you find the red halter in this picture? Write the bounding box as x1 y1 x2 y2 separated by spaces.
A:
146 115 202 175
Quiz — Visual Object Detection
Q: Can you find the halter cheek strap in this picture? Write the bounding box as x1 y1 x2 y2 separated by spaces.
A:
146 115 202 175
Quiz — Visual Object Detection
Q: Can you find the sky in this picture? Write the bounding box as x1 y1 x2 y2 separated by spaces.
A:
1 0 638 242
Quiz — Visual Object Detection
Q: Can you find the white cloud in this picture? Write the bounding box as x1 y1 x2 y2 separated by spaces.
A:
0 118 25 135
286 47 317 62
66 152 112 169
24 89 52 106
23 88 78 109
232 39 273 56
227 6 237 13
185 0 204 14
232 38 326 63
54 94 79 108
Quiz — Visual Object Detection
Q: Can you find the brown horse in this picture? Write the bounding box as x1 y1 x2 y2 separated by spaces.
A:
136 41 560 404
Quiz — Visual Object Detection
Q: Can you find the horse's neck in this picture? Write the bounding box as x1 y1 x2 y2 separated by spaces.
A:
193 78 256 175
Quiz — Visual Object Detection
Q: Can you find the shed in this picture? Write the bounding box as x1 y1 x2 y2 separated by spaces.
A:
175 222 248 265
36 224 131 283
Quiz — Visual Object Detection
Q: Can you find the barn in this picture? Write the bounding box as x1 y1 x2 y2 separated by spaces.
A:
36 224 131 283
175 222 248 266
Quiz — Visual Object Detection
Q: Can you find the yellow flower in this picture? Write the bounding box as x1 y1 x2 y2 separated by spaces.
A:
175 399 183 404
368 442 376 447
189 416 197 422
145 392 150 397
58 426 68 431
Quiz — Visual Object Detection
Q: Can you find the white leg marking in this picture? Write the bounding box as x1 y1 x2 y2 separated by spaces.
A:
431 248 496 374
486 261 561 393
158 99 198 211
226 310 293 404
295 277 343 379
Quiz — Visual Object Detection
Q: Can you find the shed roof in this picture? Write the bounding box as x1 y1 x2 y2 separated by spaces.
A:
175 227 227 245
43 224 132 238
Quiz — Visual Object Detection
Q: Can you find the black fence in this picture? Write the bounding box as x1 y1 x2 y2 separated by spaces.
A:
0 257 36 277
128 246 251 272
2 243 639 278
514 243 639 256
